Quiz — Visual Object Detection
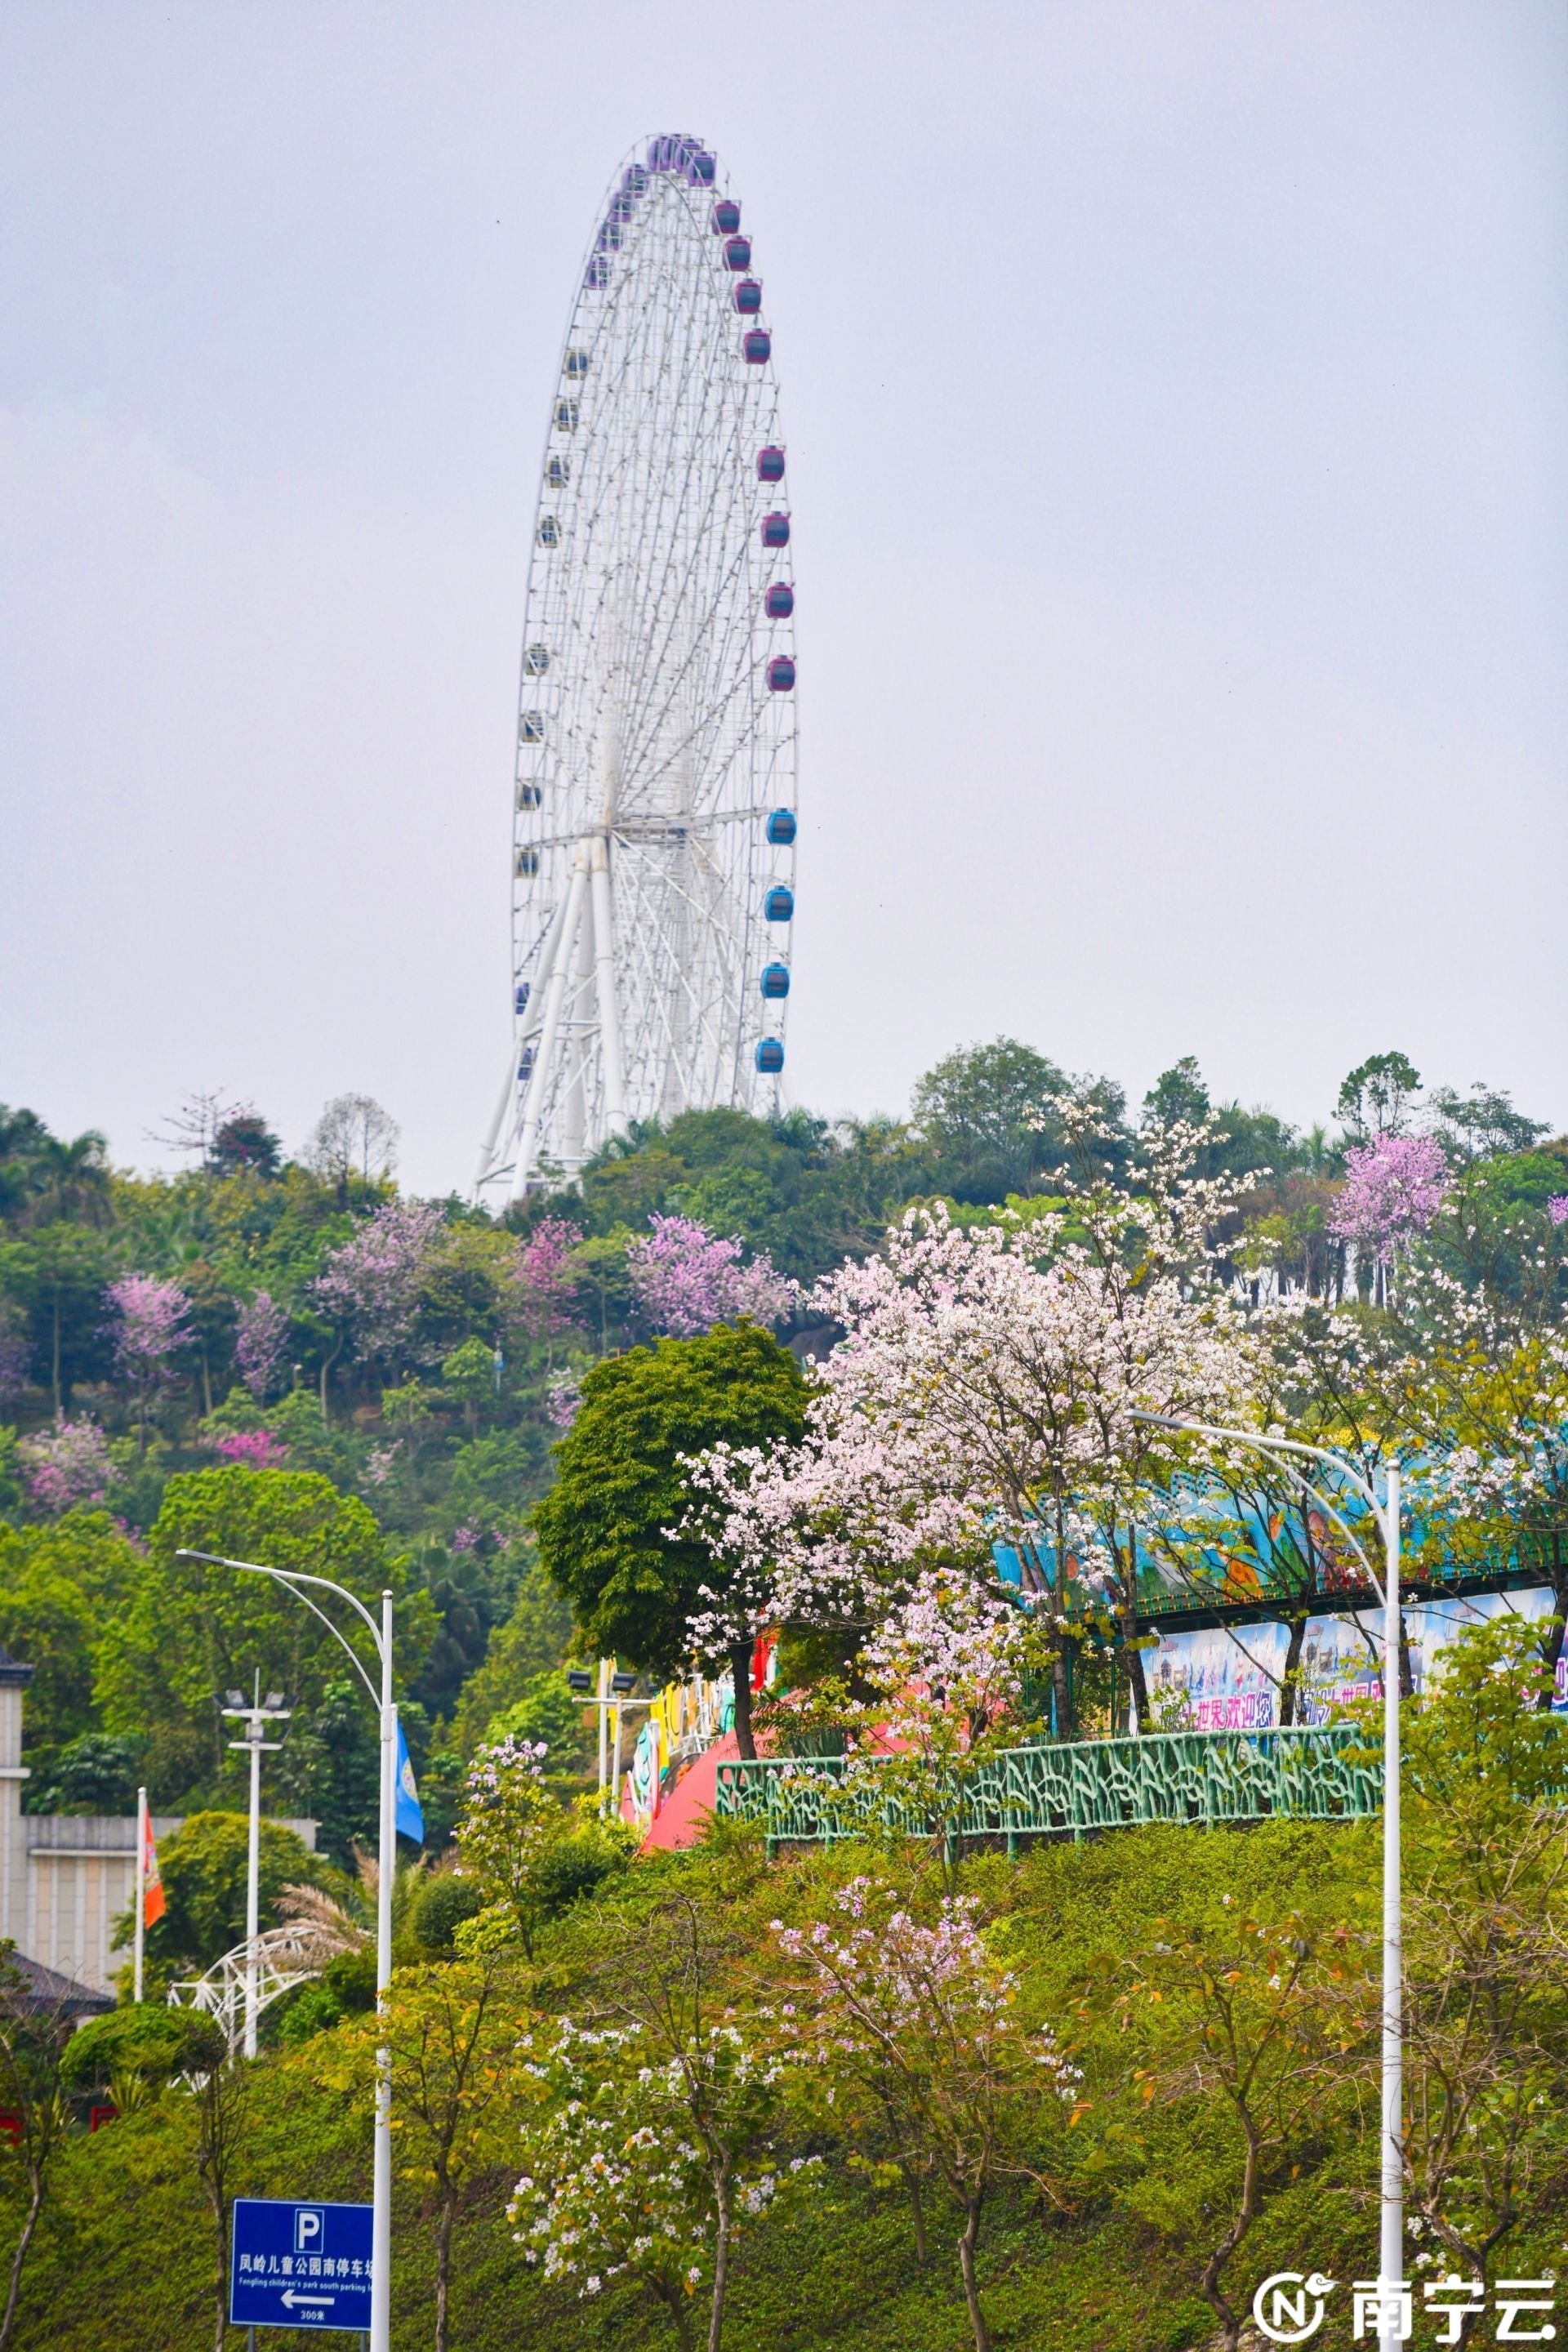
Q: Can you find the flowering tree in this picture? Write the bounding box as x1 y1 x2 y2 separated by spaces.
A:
626 1215 796 1339
514 1895 813 2352
1329 1132 1450 1290
234 1290 289 1402
210 1430 287 1470
771 1878 1078 2352
452 1735 566 1958
512 2014 808 2352
688 1114 1258 1729
312 1200 445 1396
104 1273 191 1451
17 1419 116 1515
510 1218 584 1346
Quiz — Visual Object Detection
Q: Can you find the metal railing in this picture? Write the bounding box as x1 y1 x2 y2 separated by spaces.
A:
715 1723 1383 1848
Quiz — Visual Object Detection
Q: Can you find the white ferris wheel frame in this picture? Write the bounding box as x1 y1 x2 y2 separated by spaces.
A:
475 133 799 1203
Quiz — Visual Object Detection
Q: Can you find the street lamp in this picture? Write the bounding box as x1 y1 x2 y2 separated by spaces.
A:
566 1664 652 1807
179 1549 399 2352
220 1675 292 2059
1132 1414 1403 2341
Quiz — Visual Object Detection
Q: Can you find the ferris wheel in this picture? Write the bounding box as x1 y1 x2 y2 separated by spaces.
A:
475 133 799 1202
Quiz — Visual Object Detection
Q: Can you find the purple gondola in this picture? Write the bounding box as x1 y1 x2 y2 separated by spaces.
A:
711 198 741 234
742 328 772 363
764 581 795 619
761 511 791 549
756 446 785 483
767 656 795 692
733 278 762 316
724 235 752 271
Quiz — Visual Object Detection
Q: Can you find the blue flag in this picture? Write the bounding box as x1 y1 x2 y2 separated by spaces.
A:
394 1717 425 1843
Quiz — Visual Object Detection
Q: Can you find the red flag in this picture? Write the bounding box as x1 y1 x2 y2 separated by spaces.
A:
141 1810 165 1928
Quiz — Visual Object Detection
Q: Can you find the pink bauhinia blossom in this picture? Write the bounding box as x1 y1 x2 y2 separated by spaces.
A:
312 1200 446 1363
1548 1196 1568 1228
20 1419 117 1514
234 1289 290 1401
211 1428 288 1469
544 1370 582 1430
626 1214 797 1339
1328 1134 1450 1267
510 1218 585 1341
105 1272 192 1446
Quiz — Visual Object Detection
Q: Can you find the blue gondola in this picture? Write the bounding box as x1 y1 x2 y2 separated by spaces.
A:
766 655 795 691
546 456 569 488
584 256 608 288
764 581 795 620
519 710 545 743
733 278 762 315
687 150 715 185
524 644 550 675
564 350 590 380
761 511 791 549
516 782 542 810
756 446 785 483
756 1038 786 1074
764 886 794 923
537 516 559 547
760 963 791 999
554 399 578 430
514 982 531 1015
766 808 797 845
518 1045 535 1080
711 198 741 234
742 328 772 364
516 848 540 878
724 235 752 271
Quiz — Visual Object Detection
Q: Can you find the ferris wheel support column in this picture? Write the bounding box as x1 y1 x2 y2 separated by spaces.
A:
509 849 590 1202
590 835 627 1138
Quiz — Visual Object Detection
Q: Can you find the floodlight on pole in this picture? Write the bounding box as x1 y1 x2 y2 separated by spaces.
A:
219 1673 292 2060
1130 1411 1403 2338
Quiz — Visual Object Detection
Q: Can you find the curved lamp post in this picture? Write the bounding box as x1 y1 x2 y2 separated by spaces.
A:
179 1549 397 2352
1132 1418 1403 2340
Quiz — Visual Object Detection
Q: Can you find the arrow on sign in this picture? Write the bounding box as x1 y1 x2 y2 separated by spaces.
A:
281 2289 336 2308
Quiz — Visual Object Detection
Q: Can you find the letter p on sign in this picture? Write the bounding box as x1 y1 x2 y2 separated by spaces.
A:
294 2208 325 2256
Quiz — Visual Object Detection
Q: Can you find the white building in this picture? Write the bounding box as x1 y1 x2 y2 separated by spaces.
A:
0 1650 316 1996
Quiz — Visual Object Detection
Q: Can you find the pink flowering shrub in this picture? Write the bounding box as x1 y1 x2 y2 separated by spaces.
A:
544 1370 581 1431
211 1429 287 1470
104 1275 192 1443
1548 1196 1568 1228
20 1419 117 1515
1328 1134 1450 1266
626 1214 797 1338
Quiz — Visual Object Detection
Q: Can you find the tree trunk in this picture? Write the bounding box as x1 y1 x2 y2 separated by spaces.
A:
1537 1575 1567 1709
50 1292 61 1422
729 1640 757 1762
1279 1614 1308 1727
956 2198 991 2352
904 2167 928 2265
0 2167 44 2351
707 2178 732 2352
657 2283 694 2352
1196 2120 1259 2352
434 2185 454 2352
1050 1643 1074 1742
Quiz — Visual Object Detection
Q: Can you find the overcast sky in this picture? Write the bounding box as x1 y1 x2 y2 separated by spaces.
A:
2 2 1564 1195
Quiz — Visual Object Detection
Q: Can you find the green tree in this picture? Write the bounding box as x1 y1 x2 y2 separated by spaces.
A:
1337 1050 1422 1143
532 1324 806 1757
93 1467 433 1803
911 1036 1073 1200
117 1810 338 1980
319 1949 526 2352
440 1336 496 1438
0 1949 79 2352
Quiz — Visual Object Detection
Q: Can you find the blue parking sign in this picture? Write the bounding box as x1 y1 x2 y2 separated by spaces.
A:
229 2198 374 2332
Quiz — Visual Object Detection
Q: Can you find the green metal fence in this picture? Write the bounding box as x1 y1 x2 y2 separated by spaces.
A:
713 1724 1383 1850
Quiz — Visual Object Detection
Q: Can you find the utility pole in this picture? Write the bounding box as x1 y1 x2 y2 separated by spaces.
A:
220 1676 292 2060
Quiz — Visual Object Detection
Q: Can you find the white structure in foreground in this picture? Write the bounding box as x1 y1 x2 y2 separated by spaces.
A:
476 132 799 1200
